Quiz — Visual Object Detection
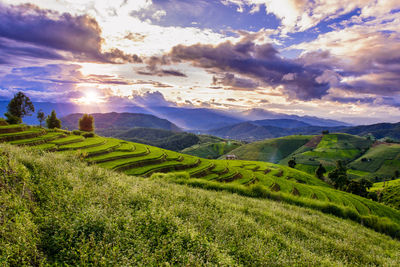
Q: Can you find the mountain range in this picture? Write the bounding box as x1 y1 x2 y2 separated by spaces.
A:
0 101 349 130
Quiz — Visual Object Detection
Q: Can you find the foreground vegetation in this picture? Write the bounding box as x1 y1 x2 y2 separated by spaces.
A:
1 144 400 266
2 124 400 240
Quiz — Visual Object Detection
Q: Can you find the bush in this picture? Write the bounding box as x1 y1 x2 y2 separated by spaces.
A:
82 132 95 138
46 110 61 129
79 114 94 132
72 130 82 135
0 118 9 126
5 113 22 124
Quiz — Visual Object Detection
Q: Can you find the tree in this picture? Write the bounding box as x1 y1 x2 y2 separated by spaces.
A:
46 110 61 129
79 114 94 132
322 130 329 135
4 92 34 124
37 109 45 127
328 160 349 190
395 170 399 179
315 164 326 179
346 178 372 197
288 158 296 168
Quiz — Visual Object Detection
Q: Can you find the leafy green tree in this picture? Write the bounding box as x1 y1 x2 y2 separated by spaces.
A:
328 160 349 189
288 158 296 168
346 178 372 197
4 92 34 124
37 109 45 127
315 164 326 179
46 110 61 129
79 114 94 132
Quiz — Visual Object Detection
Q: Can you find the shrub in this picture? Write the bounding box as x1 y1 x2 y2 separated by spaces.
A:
72 130 82 135
46 110 61 129
0 118 9 126
79 114 94 132
82 132 95 138
5 113 22 124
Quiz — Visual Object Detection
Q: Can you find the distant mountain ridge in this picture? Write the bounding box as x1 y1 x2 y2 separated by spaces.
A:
61 112 180 131
239 108 350 127
0 101 350 130
208 120 400 141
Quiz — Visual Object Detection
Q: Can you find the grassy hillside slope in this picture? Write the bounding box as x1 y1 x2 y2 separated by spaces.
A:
226 135 313 163
370 179 400 210
280 133 372 174
349 143 400 179
98 127 200 151
181 140 242 159
2 125 400 239
1 145 400 266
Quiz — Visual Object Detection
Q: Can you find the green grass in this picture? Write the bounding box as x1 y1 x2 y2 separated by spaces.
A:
349 144 400 178
2 145 400 265
226 135 312 163
181 140 242 159
58 137 106 150
80 138 121 156
4 125 400 240
9 132 64 145
276 134 373 175
371 178 400 191
49 135 85 146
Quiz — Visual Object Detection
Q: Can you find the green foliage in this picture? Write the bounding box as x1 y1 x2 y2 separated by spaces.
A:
79 114 94 132
37 109 45 127
328 160 349 189
4 126 400 243
346 178 372 198
4 92 35 124
82 132 95 138
99 127 200 151
72 130 82 135
315 164 326 179
229 135 312 163
288 158 296 168
4 113 22 124
182 140 242 159
46 110 61 129
2 145 400 265
0 118 9 126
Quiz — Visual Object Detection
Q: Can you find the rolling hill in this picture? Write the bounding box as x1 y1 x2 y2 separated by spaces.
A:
223 135 313 163
3 144 400 265
98 127 200 151
226 133 400 181
181 140 243 159
2 123 400 243
61 112 181 131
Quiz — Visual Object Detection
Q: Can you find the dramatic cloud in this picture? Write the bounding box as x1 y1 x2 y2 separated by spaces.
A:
0 3 142 64
131 91 176 107
159 38 329 100
224 0 400 33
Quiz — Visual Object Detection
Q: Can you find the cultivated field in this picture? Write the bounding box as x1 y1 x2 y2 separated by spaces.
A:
2 124 400 239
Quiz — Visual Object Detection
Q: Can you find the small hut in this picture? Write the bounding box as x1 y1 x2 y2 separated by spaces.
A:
225 154 237 160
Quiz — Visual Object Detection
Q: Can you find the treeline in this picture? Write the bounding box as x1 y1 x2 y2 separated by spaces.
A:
2 92 94 132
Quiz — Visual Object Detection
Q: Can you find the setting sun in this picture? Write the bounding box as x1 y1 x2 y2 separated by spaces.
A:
75 91 104 105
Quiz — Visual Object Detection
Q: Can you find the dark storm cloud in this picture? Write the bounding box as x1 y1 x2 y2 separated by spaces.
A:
0 3 142 64
158 39 330 100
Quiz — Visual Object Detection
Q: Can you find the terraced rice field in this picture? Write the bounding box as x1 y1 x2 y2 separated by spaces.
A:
2 124 400 229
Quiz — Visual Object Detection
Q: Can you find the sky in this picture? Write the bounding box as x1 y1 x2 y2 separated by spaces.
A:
0 0 399 124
